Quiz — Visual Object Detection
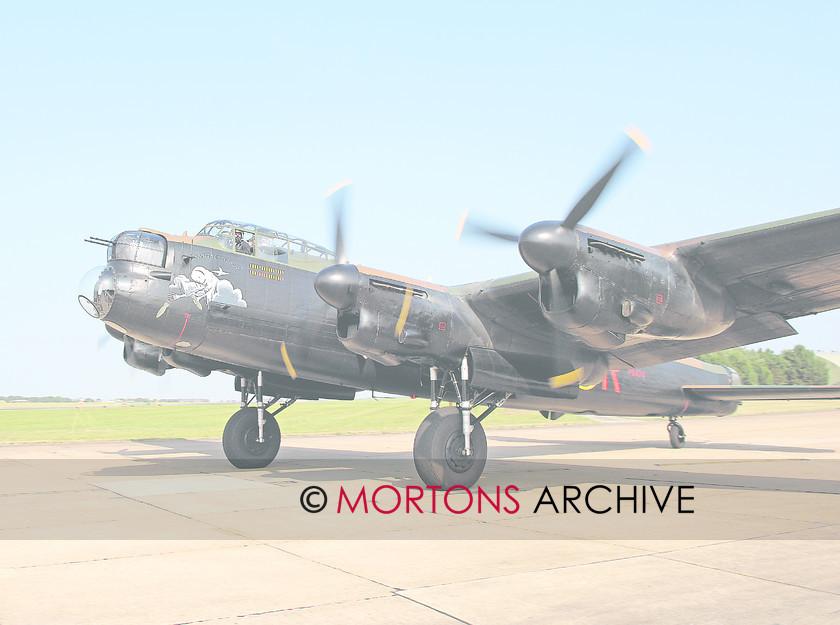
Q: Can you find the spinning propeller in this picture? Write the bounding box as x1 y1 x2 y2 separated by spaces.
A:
285 180 356 381
315 128 651 392
317 179 417 341
459 127 651 389
458 126 651 275
315 180 361 312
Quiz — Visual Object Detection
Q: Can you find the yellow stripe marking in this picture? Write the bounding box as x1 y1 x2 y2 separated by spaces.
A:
394 287 414 338
549 367 584 389
280 341 297 379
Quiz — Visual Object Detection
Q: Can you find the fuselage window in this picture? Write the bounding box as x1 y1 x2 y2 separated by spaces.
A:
254 233 289 261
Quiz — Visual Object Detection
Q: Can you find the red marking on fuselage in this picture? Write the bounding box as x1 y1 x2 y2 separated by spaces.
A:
170 313 192 346
601 370 622 393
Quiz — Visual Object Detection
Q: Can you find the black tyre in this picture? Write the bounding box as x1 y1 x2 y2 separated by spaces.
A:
668 421 685 449
222 408 281 469
413 407 487 489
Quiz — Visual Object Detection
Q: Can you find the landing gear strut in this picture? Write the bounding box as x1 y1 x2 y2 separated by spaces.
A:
413 360 509 489
222 373 296 469
667 416 685 449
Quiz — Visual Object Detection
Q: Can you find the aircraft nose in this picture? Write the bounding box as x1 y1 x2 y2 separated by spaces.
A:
78 265 116 319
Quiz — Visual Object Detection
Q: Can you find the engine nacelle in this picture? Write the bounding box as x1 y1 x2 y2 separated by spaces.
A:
315 265 487 366
538 233 735 349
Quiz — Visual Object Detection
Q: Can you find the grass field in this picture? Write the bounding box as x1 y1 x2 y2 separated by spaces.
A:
0 397 836 444
0 399 593 443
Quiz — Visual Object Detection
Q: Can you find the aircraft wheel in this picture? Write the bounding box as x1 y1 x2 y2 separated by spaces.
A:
668 421 685 449
222 407 281 469
413 407 487 489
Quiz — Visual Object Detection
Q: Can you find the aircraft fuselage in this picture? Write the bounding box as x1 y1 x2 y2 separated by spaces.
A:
81 228 739 418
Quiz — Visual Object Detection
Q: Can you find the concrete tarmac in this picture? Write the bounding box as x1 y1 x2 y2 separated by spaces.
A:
1 410 839 624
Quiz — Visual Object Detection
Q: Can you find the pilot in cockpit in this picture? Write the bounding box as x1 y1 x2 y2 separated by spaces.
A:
235 230 253 255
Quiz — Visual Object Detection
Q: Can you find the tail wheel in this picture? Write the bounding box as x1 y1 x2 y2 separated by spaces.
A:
668 421 685 449
413 407 487 489
222 407 281 469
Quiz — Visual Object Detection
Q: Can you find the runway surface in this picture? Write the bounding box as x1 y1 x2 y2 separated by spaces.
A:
1 410 839 624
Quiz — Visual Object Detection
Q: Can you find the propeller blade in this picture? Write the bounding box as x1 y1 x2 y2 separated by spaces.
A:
326 179 352 264
548 367 584 389
96 333 113 351
335 218 346 265
456 211 520 243
454 210 470 242
475 227 520 243
561 126 651 230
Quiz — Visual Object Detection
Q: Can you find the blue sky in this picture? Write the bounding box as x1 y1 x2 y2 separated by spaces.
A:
1 2 838 400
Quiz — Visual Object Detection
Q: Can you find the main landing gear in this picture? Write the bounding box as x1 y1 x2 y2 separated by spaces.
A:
413 358 510 489
222 371 296 469
667 416 686 449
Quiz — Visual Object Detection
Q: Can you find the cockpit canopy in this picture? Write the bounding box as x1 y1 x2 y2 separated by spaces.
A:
196 220 335 263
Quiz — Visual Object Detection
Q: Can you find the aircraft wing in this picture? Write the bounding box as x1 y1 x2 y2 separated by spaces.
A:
684 385 840 401
659 207 840 319
462 208 840 370
609 207 840 368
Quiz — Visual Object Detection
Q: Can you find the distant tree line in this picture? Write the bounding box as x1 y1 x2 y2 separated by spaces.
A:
0 396 81 403
700 345 829 385
0 396 208 403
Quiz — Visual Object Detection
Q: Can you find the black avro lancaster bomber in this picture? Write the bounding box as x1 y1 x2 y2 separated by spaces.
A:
80 130 840 488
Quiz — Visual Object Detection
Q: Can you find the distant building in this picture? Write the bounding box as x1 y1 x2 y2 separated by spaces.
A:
816 353 840 384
